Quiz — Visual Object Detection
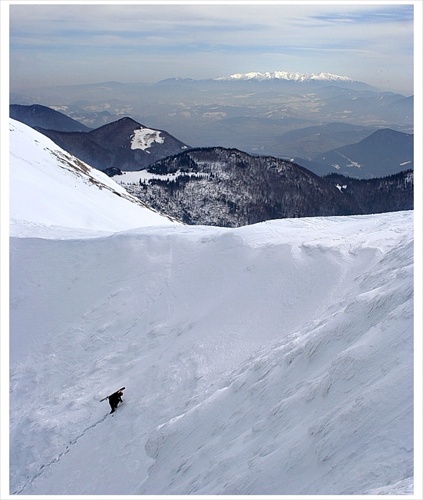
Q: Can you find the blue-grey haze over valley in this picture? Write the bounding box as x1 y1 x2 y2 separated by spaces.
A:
7 2 414 95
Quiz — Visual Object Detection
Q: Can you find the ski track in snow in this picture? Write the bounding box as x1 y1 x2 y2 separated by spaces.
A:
12 413 110 494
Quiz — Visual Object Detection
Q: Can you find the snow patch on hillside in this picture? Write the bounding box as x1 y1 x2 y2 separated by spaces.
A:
114 169 209 185
130 127 164 151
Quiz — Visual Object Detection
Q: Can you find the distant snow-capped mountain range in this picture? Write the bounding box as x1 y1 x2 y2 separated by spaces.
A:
215 71 354 82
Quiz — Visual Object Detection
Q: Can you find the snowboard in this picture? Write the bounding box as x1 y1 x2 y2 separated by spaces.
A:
100 386 125 402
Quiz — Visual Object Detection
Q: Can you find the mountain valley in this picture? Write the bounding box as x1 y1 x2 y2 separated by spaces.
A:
10 99 414 227
11 73 413 161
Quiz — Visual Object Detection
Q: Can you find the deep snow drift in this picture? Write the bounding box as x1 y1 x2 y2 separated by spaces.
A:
8 120 415 496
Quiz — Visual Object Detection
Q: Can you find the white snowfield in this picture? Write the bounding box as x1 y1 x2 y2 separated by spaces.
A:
130 127 164 152
8 120 415 496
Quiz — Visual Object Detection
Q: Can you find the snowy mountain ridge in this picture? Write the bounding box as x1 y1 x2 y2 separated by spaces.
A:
215 70 354 82
120 146 413 227
10 108 191 173
7 119 415 495
9 118 179 235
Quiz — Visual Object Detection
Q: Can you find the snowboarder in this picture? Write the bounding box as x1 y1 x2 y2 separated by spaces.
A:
101 387 125 413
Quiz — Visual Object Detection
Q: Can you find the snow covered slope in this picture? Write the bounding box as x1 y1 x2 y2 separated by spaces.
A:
9 118 178 237
8 118 415 496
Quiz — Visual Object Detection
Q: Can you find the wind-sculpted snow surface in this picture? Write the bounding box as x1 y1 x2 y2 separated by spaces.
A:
9 211 413 495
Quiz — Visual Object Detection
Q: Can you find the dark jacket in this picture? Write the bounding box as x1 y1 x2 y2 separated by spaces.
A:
108 390 123 412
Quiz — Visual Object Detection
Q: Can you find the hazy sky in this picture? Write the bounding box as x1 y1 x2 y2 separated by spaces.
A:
7 1 416 95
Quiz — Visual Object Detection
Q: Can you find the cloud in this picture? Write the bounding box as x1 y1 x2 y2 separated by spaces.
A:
8 2 414 94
